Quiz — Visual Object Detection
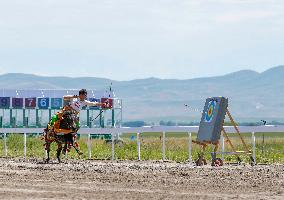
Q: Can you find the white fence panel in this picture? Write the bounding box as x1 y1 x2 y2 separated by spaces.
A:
1 125 283 162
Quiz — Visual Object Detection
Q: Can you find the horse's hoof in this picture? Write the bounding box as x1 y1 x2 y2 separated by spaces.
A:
44 159 50 164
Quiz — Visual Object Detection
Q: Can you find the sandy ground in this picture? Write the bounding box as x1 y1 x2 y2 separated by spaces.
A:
0 158 283 200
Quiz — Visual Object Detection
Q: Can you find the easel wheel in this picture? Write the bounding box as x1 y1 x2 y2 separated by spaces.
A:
196 158 207 166
211 158 223 167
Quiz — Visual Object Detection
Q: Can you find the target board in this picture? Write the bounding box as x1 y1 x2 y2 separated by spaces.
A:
197 97 228 143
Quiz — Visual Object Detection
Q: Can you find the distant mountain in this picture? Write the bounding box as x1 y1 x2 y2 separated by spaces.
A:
0 73 115 89
0 66 283 123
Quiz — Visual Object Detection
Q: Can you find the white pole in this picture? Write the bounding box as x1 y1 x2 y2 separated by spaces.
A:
24 133 27 161
162 131 166 161
137 132 141 161
188 132 192 162
4 132 7 157
111 132 115 160
88 133 91 159
221 134 225 161
252 132 256 164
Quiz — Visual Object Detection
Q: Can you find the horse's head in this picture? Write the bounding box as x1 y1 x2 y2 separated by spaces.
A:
60 111 77 130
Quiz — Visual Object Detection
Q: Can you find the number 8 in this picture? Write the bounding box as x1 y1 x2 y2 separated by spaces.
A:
15 99 21 106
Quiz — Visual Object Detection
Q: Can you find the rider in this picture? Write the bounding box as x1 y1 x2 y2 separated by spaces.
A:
45 89 106 154
48 89 106 134
64 88 105 112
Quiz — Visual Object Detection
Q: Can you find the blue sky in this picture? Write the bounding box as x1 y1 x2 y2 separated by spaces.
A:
0 0 283 80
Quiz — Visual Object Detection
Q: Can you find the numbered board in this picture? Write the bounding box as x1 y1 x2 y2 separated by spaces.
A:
37 98 50 109
101 98 113 109
0 97 10 108
51 98 62 109
12 98 24 109
25 98 36 108
0 96 117 110
88 98 100 110
197 97 228 143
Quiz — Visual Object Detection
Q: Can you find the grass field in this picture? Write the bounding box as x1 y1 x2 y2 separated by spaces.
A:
0 132 283 163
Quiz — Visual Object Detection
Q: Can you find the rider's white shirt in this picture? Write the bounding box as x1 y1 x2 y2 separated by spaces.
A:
70 98 97 112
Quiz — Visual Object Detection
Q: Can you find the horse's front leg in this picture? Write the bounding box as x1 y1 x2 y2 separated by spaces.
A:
44 142 51 163
62 142 67 156
56 142 63 163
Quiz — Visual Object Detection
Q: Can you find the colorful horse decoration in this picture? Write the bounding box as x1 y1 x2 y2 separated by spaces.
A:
42 108 82 163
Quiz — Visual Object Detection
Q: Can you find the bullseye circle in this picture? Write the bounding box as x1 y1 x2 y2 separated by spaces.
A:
204 100 216 122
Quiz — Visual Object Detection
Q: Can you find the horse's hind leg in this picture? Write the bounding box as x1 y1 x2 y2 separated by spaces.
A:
63 133 74 155
45 142 51 163
56 142 63 163
62 142 67 156
73 141 83 156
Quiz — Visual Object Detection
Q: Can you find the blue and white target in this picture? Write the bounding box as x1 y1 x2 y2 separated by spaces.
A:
204 100 216 123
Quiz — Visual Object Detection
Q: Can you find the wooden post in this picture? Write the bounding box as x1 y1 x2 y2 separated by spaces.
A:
226 110 250 152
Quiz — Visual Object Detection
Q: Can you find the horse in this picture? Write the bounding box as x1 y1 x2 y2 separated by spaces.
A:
43 110 83 163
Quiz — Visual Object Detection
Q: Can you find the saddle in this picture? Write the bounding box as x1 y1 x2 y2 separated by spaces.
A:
45 109 78 136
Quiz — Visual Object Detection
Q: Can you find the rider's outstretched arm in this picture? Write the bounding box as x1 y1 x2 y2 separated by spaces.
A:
85 100 105 107
63 95 78 100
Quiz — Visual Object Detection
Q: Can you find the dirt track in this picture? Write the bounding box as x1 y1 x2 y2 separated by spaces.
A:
0 158 283 200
